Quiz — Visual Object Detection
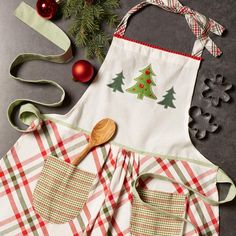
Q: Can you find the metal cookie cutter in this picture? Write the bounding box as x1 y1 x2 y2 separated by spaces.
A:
189 106 219 140
202 74 232 106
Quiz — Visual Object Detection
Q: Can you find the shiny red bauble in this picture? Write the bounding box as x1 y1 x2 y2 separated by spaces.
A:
72 60 94 83
36 0 58 20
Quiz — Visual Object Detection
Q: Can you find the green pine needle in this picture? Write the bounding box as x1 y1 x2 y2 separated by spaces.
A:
61 0 120 62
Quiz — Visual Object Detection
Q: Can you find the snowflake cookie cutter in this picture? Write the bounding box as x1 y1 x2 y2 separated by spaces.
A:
202 74 233 106
189 106 219 140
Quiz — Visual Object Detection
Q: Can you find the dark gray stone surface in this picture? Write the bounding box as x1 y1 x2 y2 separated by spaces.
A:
0 0 235 235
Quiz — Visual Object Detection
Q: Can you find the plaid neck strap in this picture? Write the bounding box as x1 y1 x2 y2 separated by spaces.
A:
115 0 225 57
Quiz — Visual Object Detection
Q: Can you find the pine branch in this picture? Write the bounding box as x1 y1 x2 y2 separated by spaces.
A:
61 0 120 62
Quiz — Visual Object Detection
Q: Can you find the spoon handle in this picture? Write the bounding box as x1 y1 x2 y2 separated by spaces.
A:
71 143 93 166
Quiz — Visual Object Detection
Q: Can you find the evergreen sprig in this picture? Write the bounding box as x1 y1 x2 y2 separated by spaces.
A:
61 0 120 61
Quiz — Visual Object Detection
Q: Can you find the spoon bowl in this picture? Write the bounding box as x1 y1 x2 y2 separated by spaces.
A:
90 118 116 146
71 118 116 166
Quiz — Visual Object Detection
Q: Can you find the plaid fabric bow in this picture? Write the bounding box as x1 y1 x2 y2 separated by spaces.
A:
115 0 225 57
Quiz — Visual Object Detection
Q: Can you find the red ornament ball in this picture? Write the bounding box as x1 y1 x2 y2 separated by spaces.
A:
72 60 94 83
146 79 151 84
145 70 150 75
36 0 58 20
139 83 144 88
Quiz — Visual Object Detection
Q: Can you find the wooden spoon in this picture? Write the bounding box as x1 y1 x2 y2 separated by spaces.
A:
71 118 116 166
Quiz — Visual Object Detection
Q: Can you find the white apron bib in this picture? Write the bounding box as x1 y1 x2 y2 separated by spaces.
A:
1 1 235 236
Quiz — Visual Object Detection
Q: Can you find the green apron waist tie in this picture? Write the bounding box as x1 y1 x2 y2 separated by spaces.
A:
133 169 236 235
8 2 72 132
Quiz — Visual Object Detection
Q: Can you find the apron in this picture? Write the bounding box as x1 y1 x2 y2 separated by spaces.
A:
1 1 236 236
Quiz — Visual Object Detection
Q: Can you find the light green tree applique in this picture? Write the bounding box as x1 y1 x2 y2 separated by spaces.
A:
107 71 125 93
158 87 176 109
126 64 157 100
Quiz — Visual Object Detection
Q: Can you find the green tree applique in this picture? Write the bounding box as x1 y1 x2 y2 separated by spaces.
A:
126 64 157 100
158 87 176 109
107 71 125 93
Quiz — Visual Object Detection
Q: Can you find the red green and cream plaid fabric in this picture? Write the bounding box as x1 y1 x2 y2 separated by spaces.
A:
33 156 95 224
131 189 187 236
0 119 220 235
115 0 225 57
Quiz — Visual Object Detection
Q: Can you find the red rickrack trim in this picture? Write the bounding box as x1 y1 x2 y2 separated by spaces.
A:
113 34 203 61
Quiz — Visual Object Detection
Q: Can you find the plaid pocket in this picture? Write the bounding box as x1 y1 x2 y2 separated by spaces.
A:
131 188 188 236
33 155 95 224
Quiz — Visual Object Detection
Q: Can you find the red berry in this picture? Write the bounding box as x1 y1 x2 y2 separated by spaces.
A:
146 79 151 84
145 70 150 75
139 83 144 88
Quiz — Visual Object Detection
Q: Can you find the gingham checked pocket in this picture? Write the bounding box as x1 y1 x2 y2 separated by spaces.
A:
32 155 95 224
131 188 188 236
